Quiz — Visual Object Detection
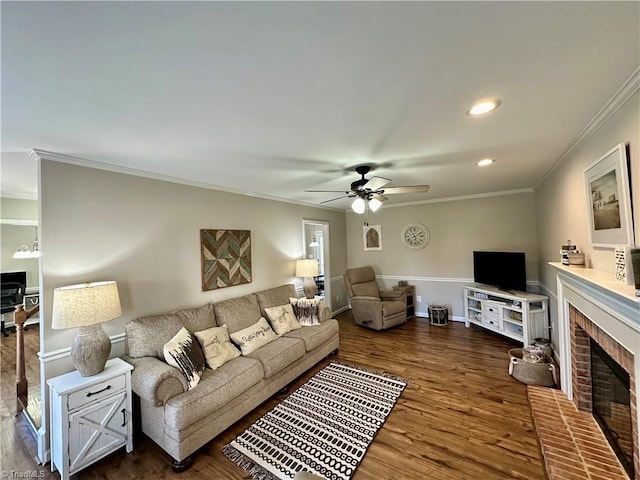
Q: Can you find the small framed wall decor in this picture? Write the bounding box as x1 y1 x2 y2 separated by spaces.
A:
584 143 634 248
200 229 252 291
363 225 382 251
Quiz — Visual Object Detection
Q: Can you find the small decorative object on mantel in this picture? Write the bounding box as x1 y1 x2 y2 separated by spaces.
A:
614 245 638 285
614 245 633 285
630 248 640 296
200 229 252 291
560 240 585 266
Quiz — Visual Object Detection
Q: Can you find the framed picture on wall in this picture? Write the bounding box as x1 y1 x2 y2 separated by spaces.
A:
363 225 382 251
584 143 634 248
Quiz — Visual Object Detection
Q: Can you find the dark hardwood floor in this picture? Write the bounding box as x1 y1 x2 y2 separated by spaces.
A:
1 311 545 479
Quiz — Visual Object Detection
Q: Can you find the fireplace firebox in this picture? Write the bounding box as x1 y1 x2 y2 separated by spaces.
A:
591 340 634 478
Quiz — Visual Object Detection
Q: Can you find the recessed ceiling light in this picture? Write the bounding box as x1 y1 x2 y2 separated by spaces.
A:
477 158 494 167
466 99 501 116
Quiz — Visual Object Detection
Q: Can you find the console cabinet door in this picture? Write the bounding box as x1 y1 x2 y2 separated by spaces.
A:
68 391 128 474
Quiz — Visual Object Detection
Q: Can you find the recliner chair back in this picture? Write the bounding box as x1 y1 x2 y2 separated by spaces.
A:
344 266 380 298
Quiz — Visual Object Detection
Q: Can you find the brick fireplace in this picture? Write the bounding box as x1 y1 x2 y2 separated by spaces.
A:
570 305 637 477
547 262 640 480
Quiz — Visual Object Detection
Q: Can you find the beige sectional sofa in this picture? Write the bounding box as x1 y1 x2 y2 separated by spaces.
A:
124 284 339 470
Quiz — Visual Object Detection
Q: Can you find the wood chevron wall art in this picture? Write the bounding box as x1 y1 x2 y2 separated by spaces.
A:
200 229 252 291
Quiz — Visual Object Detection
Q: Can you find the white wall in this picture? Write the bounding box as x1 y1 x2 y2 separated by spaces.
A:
536 89 640 351
346 191 539 318
39 160 348 354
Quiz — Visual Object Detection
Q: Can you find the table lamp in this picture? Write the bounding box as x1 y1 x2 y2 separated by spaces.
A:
52 281 122 377
296 259 319 299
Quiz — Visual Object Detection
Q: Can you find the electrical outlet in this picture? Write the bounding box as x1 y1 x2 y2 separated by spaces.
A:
416 296 422 303
336 295 340 302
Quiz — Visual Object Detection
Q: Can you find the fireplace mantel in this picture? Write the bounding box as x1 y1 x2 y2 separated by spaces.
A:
550 262 640 330
551 260 640 398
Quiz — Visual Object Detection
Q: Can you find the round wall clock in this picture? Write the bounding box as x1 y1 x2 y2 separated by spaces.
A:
401 223 430 250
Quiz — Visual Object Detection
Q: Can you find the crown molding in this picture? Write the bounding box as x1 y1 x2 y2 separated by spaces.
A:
537 66 640 187
346 188 535 212
29 149 343 213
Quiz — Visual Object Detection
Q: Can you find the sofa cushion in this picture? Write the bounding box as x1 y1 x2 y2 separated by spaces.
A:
283 318 339 352
213 294 263 333
164 356 263 431
246 336 305 378
194 324 241 370
230 317 279 355
175 304 216 333
255 284 297 316
264 304 302 336
163 327 206 390
126 313 183 359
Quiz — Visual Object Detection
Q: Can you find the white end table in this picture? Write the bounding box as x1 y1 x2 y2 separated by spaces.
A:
48 357 134 480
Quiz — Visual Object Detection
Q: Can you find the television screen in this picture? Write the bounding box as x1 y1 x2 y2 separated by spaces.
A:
1 271 27 312
473 251 526 292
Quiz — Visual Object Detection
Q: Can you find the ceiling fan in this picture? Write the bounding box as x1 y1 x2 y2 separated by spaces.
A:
306 165 430 213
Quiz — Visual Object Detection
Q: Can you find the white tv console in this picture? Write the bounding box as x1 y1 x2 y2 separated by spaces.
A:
463 284 549 346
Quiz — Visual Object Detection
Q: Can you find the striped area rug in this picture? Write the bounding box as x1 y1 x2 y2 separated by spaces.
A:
223 362 407 480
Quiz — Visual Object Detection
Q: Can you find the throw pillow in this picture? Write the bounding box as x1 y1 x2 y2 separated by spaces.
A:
264 304 302 335
289 297 321 326
194 324 241 370
163 327 206 390
229 317 278 355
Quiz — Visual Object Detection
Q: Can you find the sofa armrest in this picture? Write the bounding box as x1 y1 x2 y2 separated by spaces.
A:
124 355 187 407
350 295 383 304
318 304 331 322
380 290 406 302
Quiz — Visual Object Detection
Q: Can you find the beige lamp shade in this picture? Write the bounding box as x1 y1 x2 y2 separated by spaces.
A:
52 281 122 329
295 259 319 278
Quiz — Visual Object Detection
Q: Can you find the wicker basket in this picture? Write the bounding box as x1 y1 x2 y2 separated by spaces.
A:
508 348 557 387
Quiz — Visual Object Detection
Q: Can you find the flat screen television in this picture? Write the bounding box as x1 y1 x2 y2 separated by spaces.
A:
1 271 27 313
473 251 526 292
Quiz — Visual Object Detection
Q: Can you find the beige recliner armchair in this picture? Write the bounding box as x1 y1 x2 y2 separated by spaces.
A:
343 266 407 331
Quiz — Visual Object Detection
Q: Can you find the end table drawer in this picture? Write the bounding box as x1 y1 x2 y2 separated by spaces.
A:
68 374 126 410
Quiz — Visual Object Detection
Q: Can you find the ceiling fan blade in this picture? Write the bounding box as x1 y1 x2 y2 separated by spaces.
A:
320 194 352 204
364 176 391 191
371 193 388 203
305 189 351 193
382 185 430 195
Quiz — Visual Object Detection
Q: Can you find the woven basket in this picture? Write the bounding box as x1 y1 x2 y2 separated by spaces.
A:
508 348 557 387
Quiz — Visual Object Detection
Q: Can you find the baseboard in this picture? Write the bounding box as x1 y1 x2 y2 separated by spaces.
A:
331 305 350 317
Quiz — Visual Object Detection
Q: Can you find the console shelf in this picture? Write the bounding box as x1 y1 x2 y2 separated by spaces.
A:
463 284 549 345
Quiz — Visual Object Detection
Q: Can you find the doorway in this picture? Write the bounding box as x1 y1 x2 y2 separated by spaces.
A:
302 220 331 310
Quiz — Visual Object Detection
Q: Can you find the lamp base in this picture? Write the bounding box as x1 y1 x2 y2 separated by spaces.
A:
303 276 317 300
71 324 111 377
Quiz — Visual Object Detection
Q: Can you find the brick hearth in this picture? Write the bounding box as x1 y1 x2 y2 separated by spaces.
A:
528 386 629 480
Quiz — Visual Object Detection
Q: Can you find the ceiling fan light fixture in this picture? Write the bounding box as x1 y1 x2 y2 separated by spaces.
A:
477 158 494 167
368 197 383 212
466 99 501 116
351 197 366 214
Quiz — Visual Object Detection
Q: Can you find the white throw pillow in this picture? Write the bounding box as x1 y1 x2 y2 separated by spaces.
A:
163 327 205 390
264 304 302 335
194 324 241 370
289 297 322 326
229 317 278 355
